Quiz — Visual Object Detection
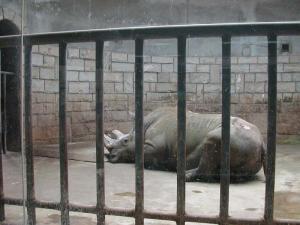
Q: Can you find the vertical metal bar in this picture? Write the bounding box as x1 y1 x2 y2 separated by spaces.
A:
59 42 70 225
264 34 277 225
24 45 36 225
2 74 6 154
177 36 186 225
0 58 4 221
219 34 231 225
135 38 144 225
96 40 105 225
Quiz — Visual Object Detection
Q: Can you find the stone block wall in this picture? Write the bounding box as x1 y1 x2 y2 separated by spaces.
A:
31 45 300 144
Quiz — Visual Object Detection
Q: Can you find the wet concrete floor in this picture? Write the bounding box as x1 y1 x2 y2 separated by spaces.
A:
1 143 300 225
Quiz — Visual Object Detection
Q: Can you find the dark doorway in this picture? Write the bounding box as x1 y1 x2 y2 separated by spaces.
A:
0 19 21 152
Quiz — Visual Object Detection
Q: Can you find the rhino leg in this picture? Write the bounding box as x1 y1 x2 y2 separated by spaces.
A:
185 135 221 182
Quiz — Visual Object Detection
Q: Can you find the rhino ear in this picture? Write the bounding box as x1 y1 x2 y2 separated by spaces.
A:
128 111 135 120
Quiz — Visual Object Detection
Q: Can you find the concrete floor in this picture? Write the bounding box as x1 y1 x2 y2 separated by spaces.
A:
1 143 300 225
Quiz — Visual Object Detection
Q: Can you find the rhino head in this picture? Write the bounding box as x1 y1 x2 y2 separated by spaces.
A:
104 130 135 163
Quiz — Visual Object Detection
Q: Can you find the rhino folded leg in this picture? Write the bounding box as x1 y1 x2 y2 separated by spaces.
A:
185 168 200 182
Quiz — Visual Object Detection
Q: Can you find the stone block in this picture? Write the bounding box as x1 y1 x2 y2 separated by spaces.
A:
204 84 221 93
144 73 157 82
186 57 199 64
156 83 176 92
244 73 255 82
152 56 173 64
234 74 244 93
67 94 93 102
186 64 197 72
112 62 134 72
277 64 284 72
43 56 56 67
67 71 79 81
210 65 221 83
162 64 174 72
69 82 90 93
231 64 249 73
32 79 45 92
104 72 123 82
79 71 95 81
67 59 84 71
250 64 267 73
32 67 40 79
281 73 293 82
32 103 44 114
293 73 300 81
244 82 265 93
255 73 268 82
45 80 59 93
257 57 268 64
80 48 95 59
284 64 300 72
158 73 170 82
111 52 127 62
199 57 215 64
105 111 128 121
39 45 59 56
189 73 209 83
67 48 79 58
238 57 257 64
186 84 196 93
32 54 43 66
297 82 300 92
115 83 124 93
196 84 204 95
144 63 161 72
196 65 210 73
290 56 300 63
37 115 56 127
169 73 177 82
84 60 96 71
40 68 57 80
124 73 134 93
277 82 295 93
278 56 289 63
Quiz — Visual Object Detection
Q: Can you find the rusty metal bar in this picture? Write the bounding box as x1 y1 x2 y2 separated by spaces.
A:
2 74 6 154
135 38 144 225
0 61 4 221
2 196 300 225
264 34 277 225
59 42 70 225
177 36 186 225
95 40 105 225
220 34 231 225
24 45 36 225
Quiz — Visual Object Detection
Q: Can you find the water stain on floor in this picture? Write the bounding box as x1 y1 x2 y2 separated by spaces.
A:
114 192 136 197
274 191 300 220
192 190 203 193
245 208 258 211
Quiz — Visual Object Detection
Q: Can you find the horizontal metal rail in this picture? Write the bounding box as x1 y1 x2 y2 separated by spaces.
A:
0 22 300 47
3 197 300 225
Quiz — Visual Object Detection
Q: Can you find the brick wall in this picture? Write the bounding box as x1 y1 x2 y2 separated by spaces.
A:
31 45 300 144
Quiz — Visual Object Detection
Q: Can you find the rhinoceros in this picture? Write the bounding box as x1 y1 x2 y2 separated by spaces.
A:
104 107 266 181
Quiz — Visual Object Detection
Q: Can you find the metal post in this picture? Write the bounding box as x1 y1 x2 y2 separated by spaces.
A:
59 42 70 225
264 34 277 225
219 34 231 225
177 36 186 225
0 58 4 221
135 38 144 225
2 74 6 154
95 40 105 225
24 45 36 225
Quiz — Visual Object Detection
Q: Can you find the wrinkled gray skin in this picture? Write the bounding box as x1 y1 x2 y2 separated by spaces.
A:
104 107 266 182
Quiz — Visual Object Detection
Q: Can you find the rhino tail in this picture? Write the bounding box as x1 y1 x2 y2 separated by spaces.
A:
261 141 267 177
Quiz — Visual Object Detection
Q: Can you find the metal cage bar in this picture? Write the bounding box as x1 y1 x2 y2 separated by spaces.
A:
58 42 70 225
177 36 186 225
264 34 278 224
0 58 4 222
135 38 145 225
95 40 105 225
24 45 36 225
219 34 231 225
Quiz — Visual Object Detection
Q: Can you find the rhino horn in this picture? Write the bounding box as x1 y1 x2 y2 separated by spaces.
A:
104 134 114 151
111 130 125 139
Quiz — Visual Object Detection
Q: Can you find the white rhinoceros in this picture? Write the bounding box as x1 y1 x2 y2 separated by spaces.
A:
104 107 266 182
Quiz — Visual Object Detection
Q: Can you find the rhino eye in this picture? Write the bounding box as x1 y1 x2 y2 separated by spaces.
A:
123 138 128 144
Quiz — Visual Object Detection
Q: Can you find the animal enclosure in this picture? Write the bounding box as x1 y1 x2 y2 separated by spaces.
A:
0 22 300 225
